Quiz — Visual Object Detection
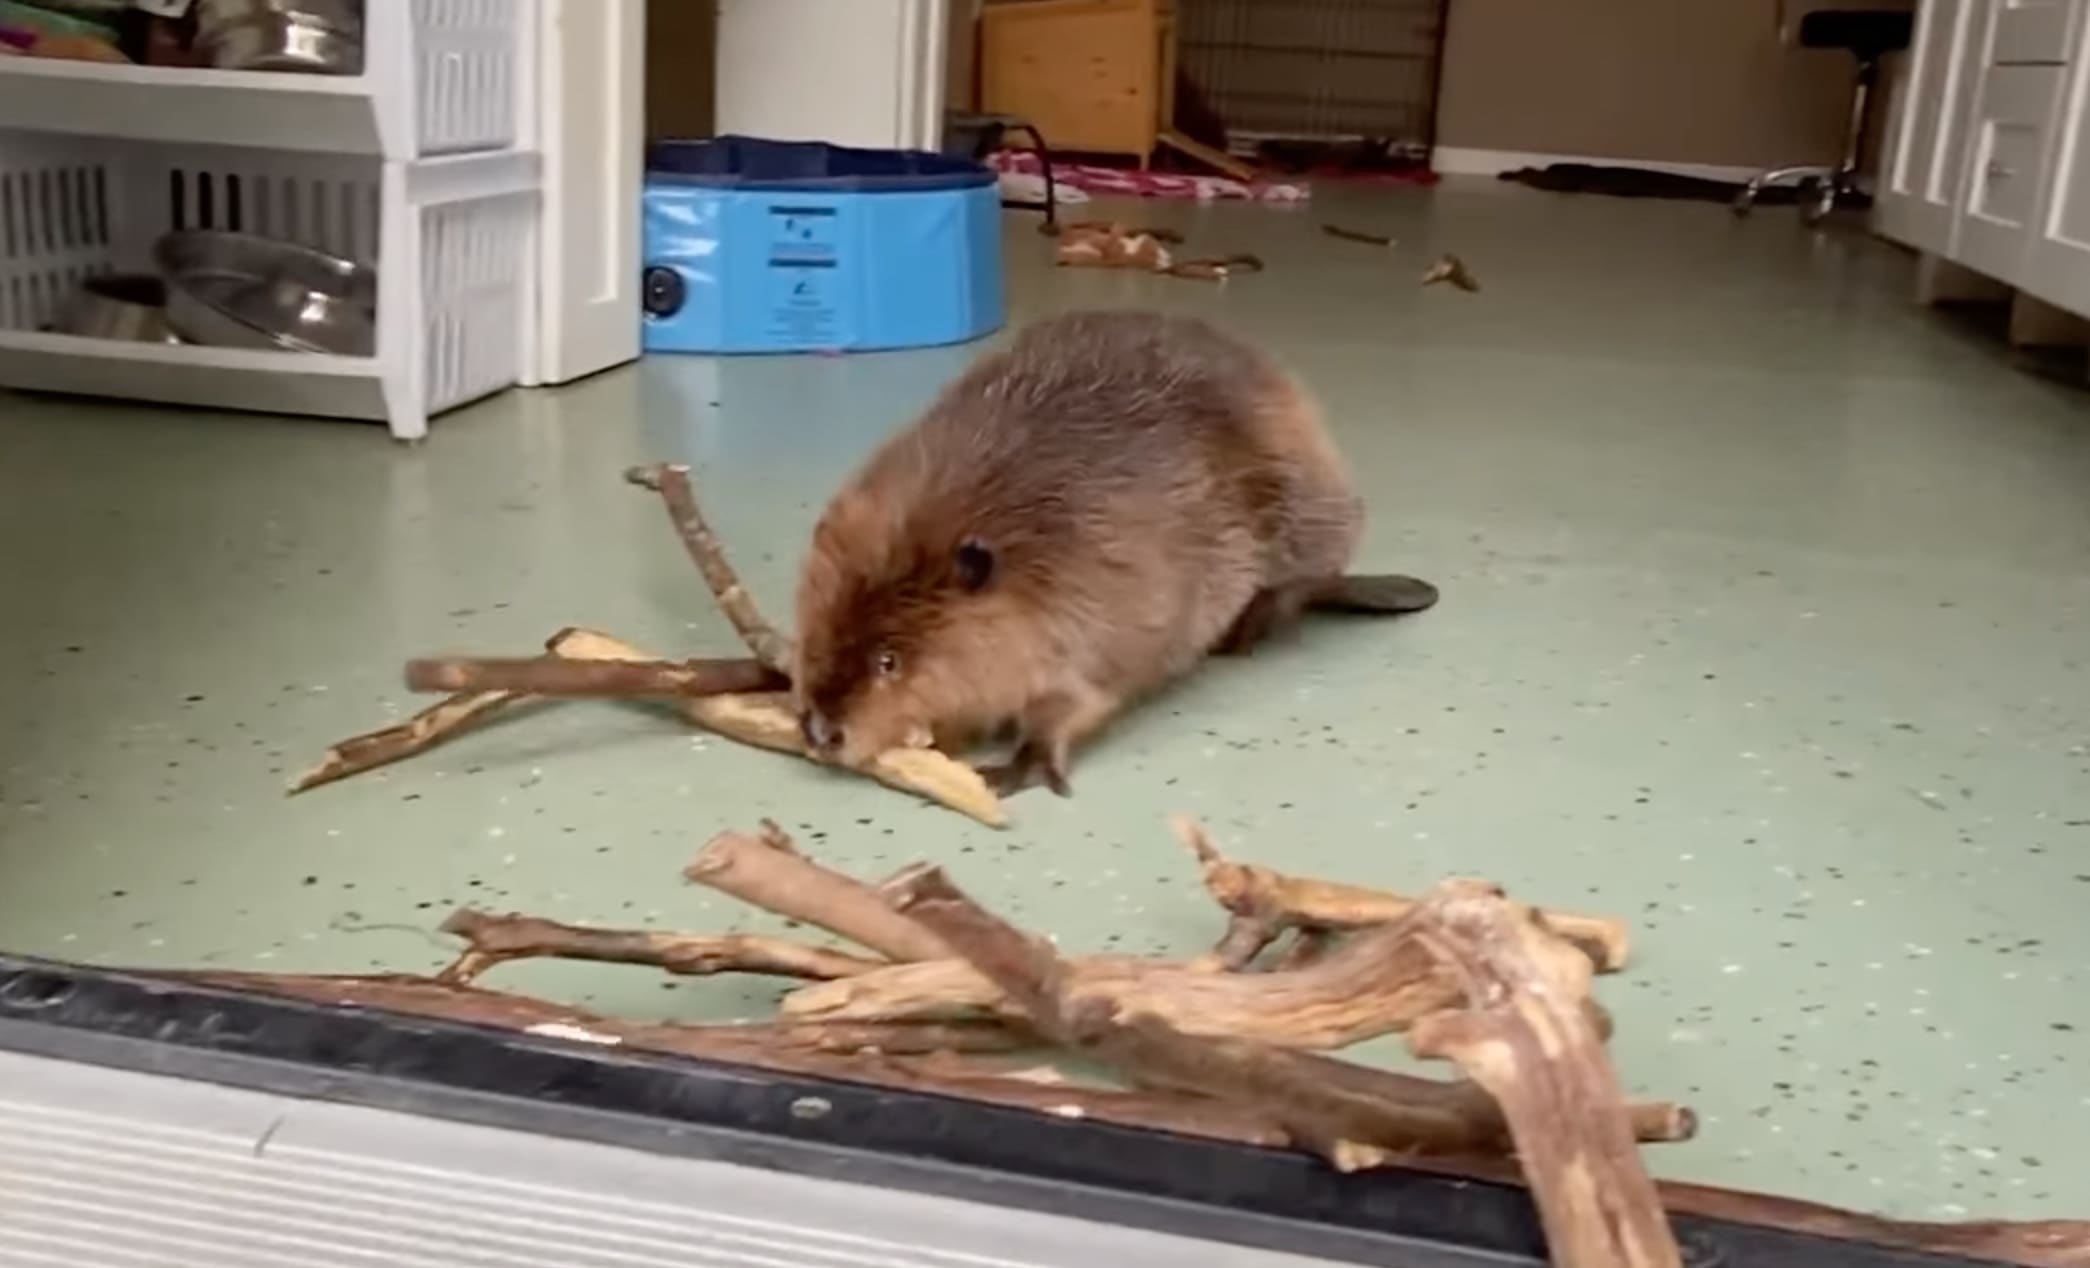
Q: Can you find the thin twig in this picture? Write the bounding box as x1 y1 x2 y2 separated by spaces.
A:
435 908 889 986
1175 817 1630 972
1322 223 1396 247
404 655 785 698
1422 253 1481 292
624 463 793 673
1167 253 1265 281
288 688 523 793
288 623 620 793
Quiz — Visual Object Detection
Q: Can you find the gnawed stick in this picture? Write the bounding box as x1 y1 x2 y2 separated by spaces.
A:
1321 222 1395 247
882 865 1692 1165
435 907 890 986
289 688 524 793
289 624 606 795
685 823 955 964
293 627 692 795
552 628 1006 827
1422 253 1480 292
1175 818 1631 972
624 463 794 674
405 655 786 698
1406 880 1681 1268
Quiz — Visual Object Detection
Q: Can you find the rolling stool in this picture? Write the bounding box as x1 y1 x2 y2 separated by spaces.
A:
1733 7 1915 223
943 111 1058 232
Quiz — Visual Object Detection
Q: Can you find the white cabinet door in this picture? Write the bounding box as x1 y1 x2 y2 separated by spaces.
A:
1954 62 2065 280
1991 0 2076 61
2023 10 2090 310
532 0 644 386
717 0 949 151
1878 0 1984 250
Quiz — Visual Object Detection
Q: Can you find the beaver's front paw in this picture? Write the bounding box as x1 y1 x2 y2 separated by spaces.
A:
981 745 1073 799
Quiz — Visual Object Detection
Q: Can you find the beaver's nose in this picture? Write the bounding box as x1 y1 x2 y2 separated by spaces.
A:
801 709 841 753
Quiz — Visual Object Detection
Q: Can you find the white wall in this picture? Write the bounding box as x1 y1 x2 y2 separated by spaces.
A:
716 0 949 150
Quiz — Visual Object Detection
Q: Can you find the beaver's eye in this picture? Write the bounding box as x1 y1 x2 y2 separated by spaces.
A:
874 648 901 678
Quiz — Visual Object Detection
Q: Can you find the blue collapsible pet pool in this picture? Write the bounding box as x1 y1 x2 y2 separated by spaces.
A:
641 136 1005 355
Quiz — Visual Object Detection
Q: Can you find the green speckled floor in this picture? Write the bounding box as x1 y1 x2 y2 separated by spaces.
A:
4 182 2088 1223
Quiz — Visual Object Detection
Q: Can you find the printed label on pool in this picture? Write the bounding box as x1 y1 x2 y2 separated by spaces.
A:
765 205 843 345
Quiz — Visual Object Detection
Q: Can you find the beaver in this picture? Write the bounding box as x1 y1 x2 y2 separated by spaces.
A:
791 308 1428 797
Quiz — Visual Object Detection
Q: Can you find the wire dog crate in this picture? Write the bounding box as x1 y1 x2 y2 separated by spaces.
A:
1174 0 1450 157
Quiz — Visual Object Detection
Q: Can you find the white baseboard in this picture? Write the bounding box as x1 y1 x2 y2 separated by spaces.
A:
1432 146 1763 184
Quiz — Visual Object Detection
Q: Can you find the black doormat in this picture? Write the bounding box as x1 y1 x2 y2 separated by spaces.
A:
1498 162 1865 207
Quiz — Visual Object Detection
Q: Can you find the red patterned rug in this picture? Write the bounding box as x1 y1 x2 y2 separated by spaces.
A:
987 150 1311 203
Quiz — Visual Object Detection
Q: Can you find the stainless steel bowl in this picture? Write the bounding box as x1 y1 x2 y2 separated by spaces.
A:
155 229 377 357
197 0 364 74
50 274 184 344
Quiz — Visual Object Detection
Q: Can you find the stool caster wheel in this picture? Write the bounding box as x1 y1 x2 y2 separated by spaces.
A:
1800 180 1838 226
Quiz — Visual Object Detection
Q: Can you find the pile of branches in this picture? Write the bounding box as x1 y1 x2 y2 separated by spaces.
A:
177 816 1690 1267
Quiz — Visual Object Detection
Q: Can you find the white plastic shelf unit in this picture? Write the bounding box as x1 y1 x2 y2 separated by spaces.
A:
0 0 523 159
0 0 545 440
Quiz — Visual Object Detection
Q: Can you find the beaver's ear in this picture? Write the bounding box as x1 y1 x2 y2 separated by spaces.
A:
954 539 995 592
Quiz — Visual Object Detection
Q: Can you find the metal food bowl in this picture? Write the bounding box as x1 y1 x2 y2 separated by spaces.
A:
155 229 377 358
51 274 183 344
196 0 364 74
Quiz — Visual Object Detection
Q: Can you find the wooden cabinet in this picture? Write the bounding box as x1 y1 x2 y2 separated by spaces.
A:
979 0 1171 162
1876 0 2090 322
975 0 1250 176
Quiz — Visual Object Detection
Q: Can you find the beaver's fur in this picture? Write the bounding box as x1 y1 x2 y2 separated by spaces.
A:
792 309 1363 795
